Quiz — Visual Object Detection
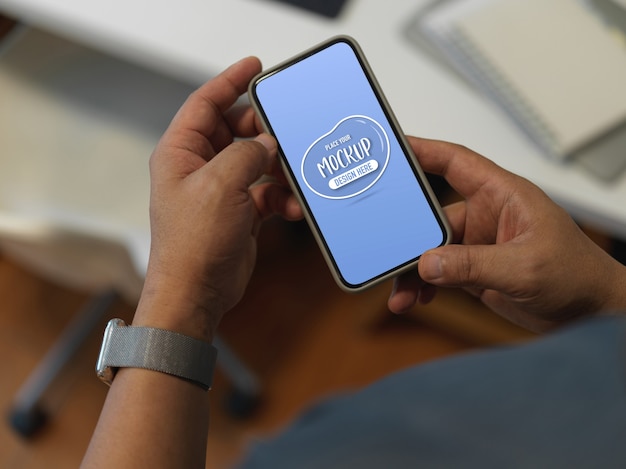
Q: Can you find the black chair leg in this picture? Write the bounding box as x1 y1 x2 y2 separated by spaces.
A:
213 335 262 418
8 289 120 438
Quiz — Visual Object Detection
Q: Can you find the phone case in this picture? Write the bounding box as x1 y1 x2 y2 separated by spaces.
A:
249 35 450 292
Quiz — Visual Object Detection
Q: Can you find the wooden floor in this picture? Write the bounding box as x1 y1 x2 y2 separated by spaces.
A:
0 217 534 468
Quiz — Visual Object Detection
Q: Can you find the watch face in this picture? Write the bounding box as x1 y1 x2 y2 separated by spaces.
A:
96 318 126 386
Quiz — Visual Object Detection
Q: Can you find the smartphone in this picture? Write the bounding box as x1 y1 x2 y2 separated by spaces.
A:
249 36 450 292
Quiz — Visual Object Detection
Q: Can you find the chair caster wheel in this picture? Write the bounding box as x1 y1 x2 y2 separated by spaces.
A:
8 405 48 438
224 389 261 419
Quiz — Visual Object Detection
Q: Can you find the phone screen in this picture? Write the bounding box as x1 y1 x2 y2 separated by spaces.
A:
251 37 449 290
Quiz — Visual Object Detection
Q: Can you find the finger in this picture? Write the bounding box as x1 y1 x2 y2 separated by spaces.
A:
251 182 304 221
169 57 262 141
418 244 522 294
254 112 266 135
268 159 292 187
417 283 438 305
442 201 467 244
407 136 507 198
205 134 276 191
388 270 430 314
224 104 261 138
209 104 259 155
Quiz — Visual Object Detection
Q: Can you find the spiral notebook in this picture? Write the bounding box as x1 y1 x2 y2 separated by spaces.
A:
418 0 626 163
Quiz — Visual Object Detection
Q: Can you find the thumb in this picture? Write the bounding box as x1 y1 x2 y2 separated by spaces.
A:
419 244 517 293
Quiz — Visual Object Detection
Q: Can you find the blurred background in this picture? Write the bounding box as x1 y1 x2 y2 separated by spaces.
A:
0 0 625 467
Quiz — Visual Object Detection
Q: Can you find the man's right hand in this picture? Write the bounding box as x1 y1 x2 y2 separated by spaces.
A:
389 137 626 332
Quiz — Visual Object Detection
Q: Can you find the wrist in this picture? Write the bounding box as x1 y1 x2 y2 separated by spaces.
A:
133 271 223 344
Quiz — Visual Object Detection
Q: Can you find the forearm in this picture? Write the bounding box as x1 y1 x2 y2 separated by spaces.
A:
82 365 210 468
82 278 217 468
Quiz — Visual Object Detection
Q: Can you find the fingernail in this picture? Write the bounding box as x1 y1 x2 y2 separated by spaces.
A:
421 253 443 280
255 133 276 152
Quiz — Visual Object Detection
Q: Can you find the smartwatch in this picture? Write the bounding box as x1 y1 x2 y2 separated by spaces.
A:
96 318 218 391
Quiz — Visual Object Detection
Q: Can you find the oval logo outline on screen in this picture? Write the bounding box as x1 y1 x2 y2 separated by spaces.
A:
300 115 390 200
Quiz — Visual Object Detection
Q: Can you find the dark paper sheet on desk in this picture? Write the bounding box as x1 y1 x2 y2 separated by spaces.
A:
405 0 626 182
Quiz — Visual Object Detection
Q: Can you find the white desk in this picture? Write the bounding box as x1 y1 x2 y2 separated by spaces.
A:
1 0 626 241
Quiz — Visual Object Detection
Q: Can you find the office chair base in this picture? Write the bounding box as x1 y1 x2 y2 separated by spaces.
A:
8 290 119 439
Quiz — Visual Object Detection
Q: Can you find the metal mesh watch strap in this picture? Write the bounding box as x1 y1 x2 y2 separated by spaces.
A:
97 318 218 391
